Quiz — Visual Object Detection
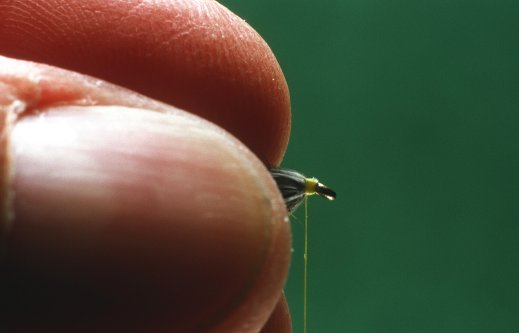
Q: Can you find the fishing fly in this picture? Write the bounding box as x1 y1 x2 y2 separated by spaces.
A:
269 168 336 333
270 168 336 213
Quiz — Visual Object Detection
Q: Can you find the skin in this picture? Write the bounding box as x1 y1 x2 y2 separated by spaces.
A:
0 0 292 332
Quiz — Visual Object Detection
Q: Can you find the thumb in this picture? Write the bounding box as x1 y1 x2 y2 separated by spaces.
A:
1 56 291 333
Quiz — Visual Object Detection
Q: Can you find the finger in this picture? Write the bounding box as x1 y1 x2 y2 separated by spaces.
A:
0 0 291 166
0 56 291 332
260 294 293 333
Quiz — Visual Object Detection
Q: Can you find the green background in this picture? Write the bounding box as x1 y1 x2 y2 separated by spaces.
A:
219 1 519 332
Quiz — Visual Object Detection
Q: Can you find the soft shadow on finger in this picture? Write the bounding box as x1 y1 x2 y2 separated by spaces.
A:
260 294 293 333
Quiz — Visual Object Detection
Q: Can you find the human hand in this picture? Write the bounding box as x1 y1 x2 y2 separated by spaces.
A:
0 0 292 332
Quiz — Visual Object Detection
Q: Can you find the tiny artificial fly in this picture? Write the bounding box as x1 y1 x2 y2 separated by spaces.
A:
270 168 336 213
269 168 336 333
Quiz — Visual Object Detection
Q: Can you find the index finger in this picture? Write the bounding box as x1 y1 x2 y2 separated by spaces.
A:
0 0 291 165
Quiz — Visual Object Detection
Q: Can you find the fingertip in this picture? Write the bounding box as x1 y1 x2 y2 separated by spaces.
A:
3 105 291 332
0 0 291 165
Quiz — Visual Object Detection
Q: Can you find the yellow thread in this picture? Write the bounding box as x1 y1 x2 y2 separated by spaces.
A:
304 195 309 333
304 177 318 195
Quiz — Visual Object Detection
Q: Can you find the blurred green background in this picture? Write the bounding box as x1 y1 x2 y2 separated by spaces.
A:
219 1 519 332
